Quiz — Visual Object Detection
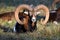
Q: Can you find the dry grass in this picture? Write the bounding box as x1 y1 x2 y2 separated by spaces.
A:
0 6 15 13
0 19 60 40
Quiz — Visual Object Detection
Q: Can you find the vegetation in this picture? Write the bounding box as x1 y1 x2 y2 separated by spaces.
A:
0 6 15 13
0 0 60 9
0 19 60 40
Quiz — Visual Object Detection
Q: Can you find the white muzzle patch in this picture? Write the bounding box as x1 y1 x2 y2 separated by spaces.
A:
32 16 36 22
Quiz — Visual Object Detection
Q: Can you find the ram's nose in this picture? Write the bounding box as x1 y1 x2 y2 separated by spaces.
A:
32 16 36 22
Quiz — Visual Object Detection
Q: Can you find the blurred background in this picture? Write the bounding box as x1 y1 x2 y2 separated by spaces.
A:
0 0 60 13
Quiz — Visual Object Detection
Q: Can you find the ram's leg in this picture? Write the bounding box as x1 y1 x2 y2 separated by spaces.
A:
24 21 28 31
13 22 24 33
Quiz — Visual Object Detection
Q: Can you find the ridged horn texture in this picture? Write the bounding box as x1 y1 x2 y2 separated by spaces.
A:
34 5 49 25
15 4 32 24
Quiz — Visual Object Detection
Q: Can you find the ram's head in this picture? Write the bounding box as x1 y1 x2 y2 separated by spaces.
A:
15 4 49 25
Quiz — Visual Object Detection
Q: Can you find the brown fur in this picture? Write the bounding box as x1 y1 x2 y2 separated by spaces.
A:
49 7 60 22
0 12 15 21
23 14 29 31
19 12 30 31
55 7 60 22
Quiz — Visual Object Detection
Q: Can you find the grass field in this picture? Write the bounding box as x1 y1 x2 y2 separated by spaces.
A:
0 6 60 40
0 20 60 40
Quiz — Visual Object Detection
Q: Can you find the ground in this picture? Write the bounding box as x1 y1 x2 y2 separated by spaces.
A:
0 19 60 40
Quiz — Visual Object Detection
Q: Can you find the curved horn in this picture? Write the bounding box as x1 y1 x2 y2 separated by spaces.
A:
52 0 60 10
34 5 49 25
15 4 32 24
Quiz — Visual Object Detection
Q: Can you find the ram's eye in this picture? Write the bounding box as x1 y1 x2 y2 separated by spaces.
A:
24 11 28 15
